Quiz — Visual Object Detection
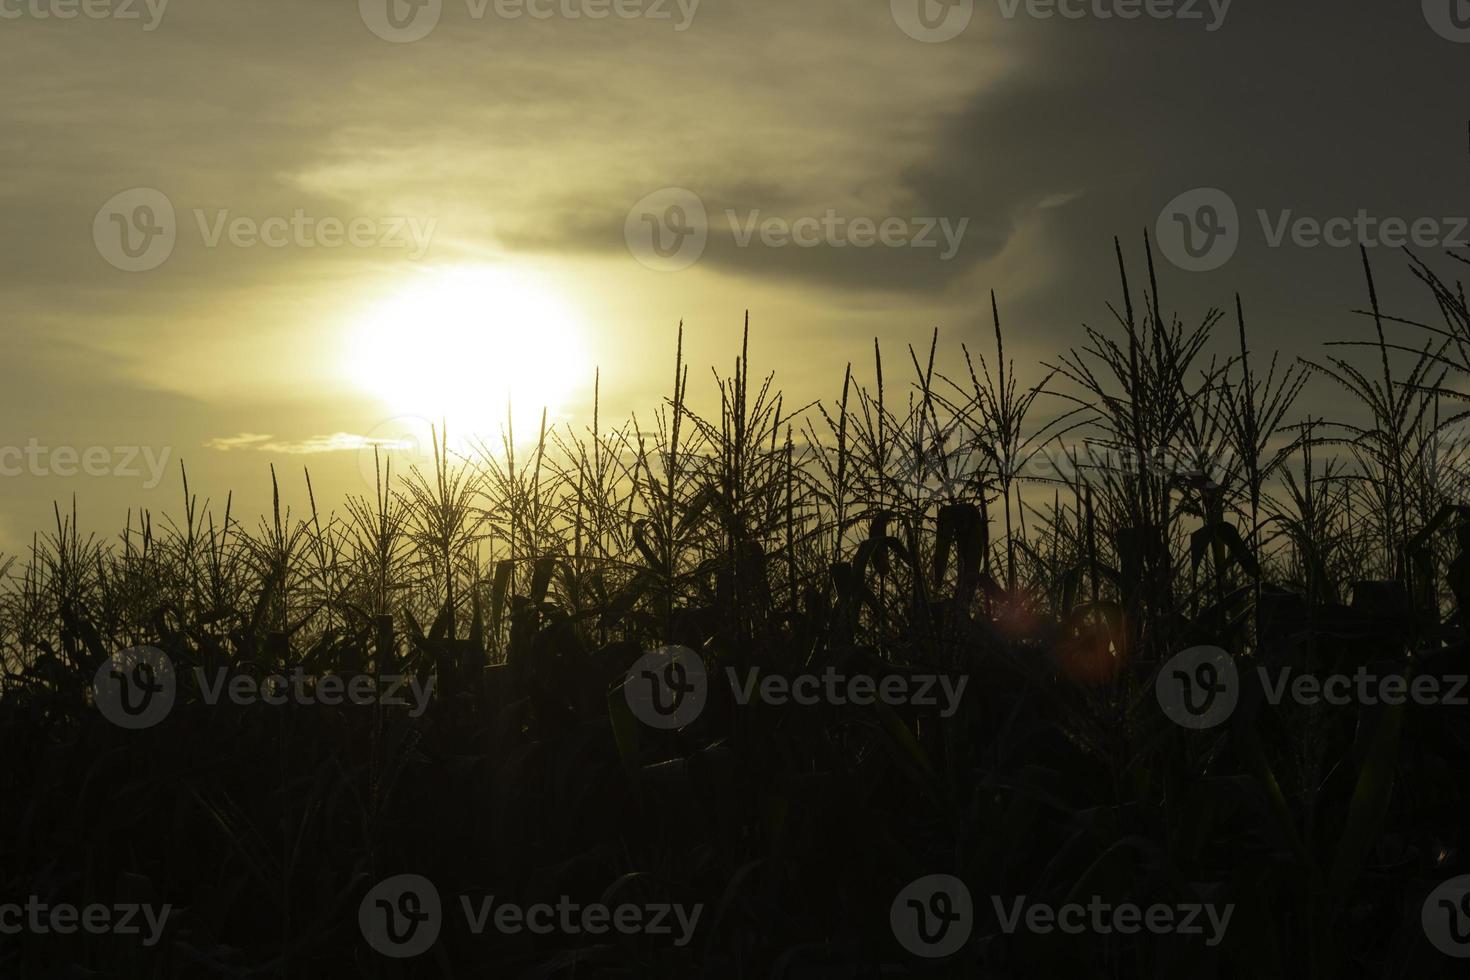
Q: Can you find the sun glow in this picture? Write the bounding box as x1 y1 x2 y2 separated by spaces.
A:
345 265 590 441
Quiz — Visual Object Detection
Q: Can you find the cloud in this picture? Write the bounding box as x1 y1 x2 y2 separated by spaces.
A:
205 432 378 455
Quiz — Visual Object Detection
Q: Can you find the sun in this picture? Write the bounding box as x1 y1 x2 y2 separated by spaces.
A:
345 264 590 441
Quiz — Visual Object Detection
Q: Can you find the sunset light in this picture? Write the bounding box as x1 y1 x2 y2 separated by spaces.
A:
7 2 1470 973
345 265 590 438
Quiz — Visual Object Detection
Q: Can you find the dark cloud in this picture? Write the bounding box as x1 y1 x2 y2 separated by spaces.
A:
3 0 1469 547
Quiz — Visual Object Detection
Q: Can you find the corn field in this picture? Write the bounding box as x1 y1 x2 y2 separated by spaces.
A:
3 239 1470 978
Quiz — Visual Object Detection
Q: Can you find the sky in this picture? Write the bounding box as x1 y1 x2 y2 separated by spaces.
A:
2 0 1469 551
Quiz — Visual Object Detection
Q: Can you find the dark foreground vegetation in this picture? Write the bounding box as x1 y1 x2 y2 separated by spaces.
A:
4 240 1470 978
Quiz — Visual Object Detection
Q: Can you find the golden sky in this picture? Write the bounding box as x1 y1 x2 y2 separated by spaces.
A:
1 0 1468 547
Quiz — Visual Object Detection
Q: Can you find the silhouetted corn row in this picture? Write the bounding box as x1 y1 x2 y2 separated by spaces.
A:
3 241 1470 976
